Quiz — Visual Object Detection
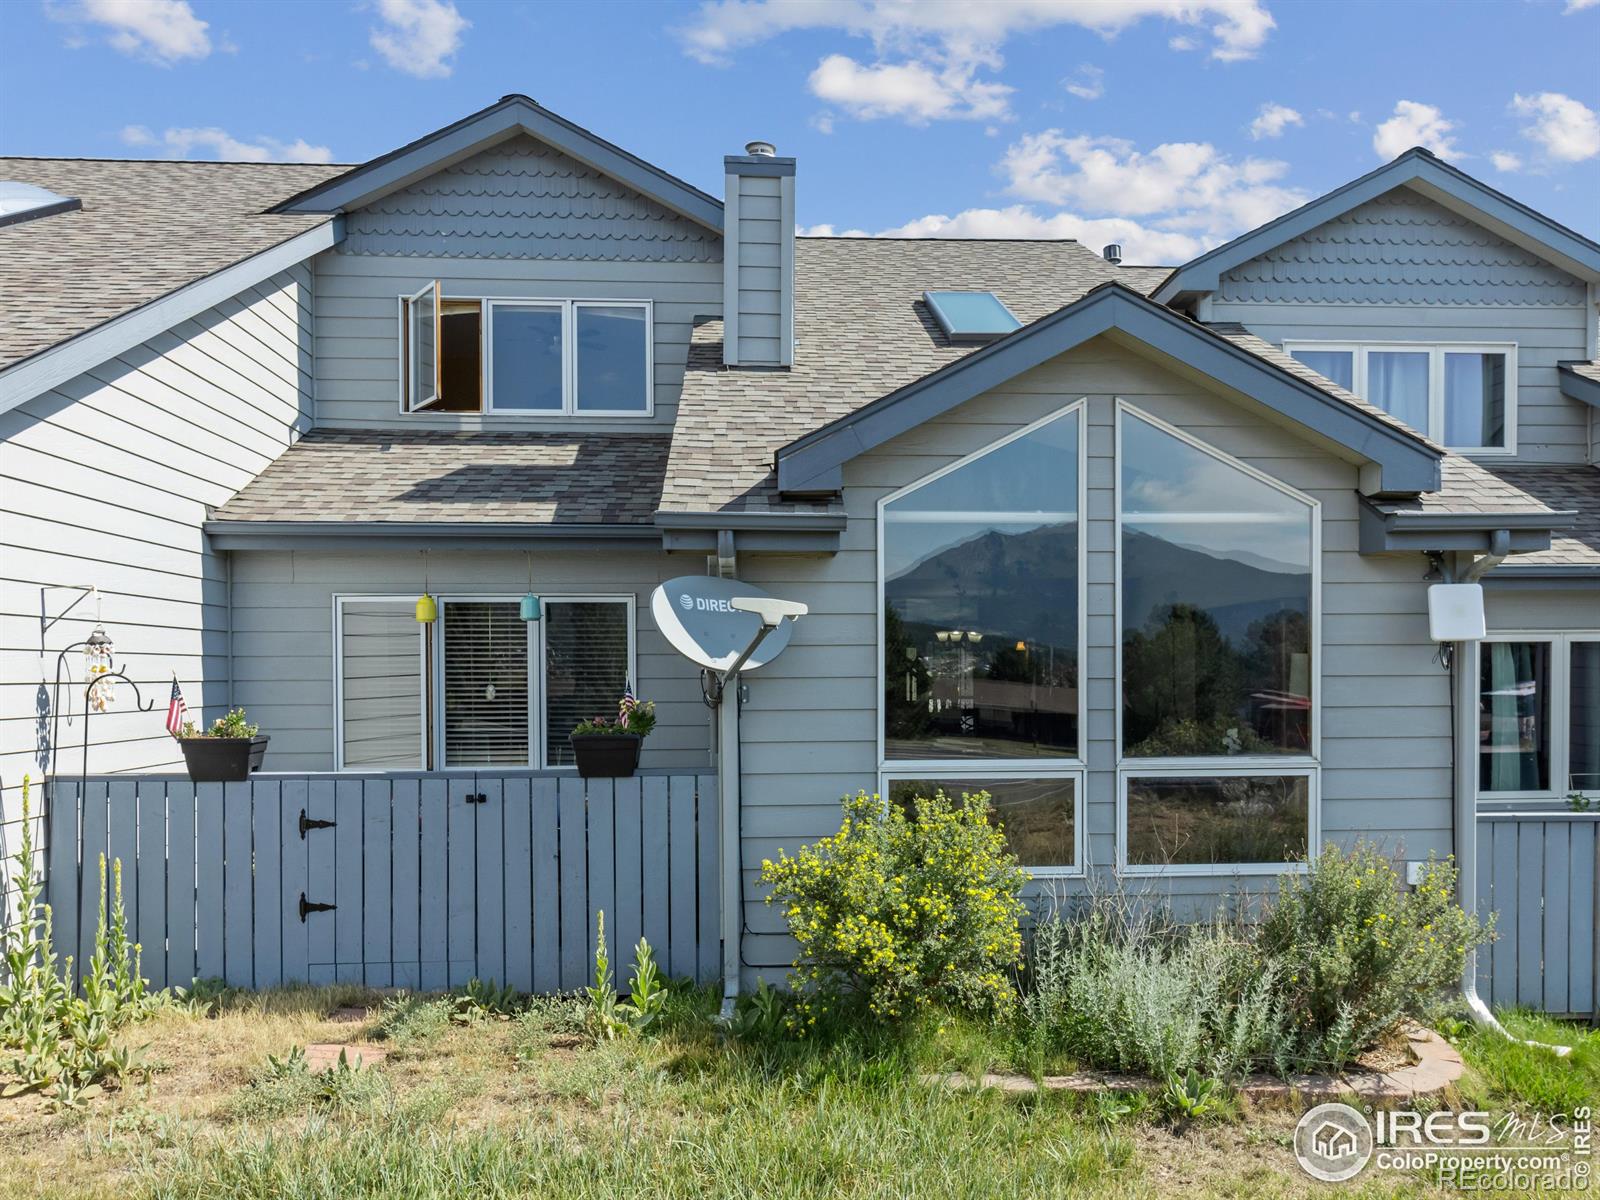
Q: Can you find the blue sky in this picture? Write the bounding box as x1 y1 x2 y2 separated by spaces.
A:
3 0 1596 264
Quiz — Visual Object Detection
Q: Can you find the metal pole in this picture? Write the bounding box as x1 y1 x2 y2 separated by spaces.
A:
719 683 741 1013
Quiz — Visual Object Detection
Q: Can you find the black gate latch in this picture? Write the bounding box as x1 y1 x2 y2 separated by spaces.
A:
299 893 336 922
299 809 336 838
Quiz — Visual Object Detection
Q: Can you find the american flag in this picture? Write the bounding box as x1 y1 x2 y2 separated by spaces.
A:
165 677 188 738
619 683 636 728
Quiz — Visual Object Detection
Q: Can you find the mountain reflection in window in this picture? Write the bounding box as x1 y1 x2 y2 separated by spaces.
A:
1119 411 1314 757
883 409 1079 760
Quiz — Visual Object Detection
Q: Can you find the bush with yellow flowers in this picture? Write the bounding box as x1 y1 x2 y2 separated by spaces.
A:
759 789 1027 1026
1258 844 1491 1064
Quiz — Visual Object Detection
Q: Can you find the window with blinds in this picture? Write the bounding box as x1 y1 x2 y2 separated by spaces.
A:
544 601 631 767
442 601 530 767
339 601 423 769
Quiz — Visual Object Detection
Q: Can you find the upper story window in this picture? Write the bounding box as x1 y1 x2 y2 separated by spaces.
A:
402 285 652 416
1285 341 1516 454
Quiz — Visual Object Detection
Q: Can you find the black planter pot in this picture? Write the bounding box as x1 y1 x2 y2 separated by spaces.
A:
569 733 642 778
179 734 271 783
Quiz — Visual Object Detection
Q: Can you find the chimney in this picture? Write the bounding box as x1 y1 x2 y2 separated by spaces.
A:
1102 243 1123 265
723 141 795 367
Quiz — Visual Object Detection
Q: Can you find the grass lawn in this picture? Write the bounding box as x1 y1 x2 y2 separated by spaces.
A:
1 988 1595 1200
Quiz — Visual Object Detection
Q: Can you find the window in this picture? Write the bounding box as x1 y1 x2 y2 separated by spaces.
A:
1121 770 1314 873
881 405 1083 763
334 595 635 770
1479 634 1600 799
1115 404 1319 876
884 774 1079 873
336 599 425 769
1285 341 1516 453
401 288 652 416
1118 406 1316 759
922 291 1022 344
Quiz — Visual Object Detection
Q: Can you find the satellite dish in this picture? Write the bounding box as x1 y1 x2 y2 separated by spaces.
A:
650 576 798 672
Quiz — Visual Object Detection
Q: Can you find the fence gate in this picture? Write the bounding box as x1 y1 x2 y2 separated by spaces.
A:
1475 809 1599 1018
46 772 720 993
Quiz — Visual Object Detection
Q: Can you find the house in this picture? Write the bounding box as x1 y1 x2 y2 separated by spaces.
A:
3 96 1597 1006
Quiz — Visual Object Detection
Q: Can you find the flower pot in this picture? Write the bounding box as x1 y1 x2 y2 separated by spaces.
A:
179 734 270 783
569 733 642 778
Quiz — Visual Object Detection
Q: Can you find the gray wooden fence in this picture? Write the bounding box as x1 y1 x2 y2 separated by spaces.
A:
45 772 720 994
1476 809 1599 1018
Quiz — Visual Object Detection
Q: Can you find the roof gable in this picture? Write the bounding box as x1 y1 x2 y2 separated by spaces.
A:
1154 148 1600 305
774 283 1442 497
275 95 723 233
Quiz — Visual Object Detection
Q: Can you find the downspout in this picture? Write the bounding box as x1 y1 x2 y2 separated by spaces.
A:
1448 536 1571 1054
713 529 742 1017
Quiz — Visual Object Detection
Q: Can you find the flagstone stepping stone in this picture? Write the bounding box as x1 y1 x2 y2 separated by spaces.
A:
326 1006 369 1023
304 1043 387 1073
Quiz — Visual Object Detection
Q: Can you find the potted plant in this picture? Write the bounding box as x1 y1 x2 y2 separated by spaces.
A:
569 693 656 778
177 708 270 783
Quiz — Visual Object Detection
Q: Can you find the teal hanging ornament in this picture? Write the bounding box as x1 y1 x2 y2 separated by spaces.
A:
520 552 541 621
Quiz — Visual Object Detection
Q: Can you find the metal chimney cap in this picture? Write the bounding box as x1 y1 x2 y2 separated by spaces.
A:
1102 243 1123 264
744 140 777 157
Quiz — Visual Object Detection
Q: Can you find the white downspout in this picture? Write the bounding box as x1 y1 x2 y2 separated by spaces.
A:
718 681 741 1016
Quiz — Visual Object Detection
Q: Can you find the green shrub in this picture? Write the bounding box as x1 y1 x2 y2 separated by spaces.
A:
1259 845 1490 1063
760 789 1027 1025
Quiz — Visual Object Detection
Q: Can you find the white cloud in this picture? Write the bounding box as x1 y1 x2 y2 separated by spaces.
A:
808 53 1010 122
1168 34 1197 51
56 0 211 64
1372 100 1460 160
682 1 1274 125
369 0 468 79
120 124 334 163
1511 91 1600 163
1564 0 1597 11
1490 150 1523 172
1249 102 1302 140
1064 64 1105 101
997 130 1306 238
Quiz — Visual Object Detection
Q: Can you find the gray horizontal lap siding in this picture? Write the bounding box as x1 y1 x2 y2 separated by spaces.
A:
732 174 784 364
316 135 722 434
0 266 314 911
1211 188 1594 466
735 339 1453 963
227 549 711 772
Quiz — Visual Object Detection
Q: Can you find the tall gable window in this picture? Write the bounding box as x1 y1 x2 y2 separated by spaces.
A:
402 288 651 416
1117 404 1319 874
879 404 1084 873
1285 341 1516 454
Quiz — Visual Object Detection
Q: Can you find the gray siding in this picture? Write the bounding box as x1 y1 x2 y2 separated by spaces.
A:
1211 187 1594 465
227 549 711 772
0 267 313 905
1484 588 1600 633
317 135 722 435
725 173 784 364
342 135 719 263
734 338 1453 963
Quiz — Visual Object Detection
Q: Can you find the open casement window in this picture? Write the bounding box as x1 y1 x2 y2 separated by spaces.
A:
404 282 440 411
1479 634 1600 801
336 599 425 770
880 404 1083 764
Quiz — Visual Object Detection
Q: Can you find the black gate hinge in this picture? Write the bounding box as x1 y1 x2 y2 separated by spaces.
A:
299 809 336 838
466 792 488 804
299 893 336 922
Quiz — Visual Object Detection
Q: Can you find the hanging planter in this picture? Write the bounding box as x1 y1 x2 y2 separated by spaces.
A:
569 690 656 779
178 707 270 783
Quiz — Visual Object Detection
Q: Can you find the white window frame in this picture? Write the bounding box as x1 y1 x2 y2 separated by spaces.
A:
1116 764 1320 877
396 292 654 418
879 766 1087 877
332 595 428 772
876 399 1089 776
1283 340 1518 456
1113 402 1322 877
1478 632 1600 804
401 281 442 413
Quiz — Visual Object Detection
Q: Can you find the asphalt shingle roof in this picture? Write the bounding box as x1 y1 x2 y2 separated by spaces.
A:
0 157 348 374
210 428 671 525
1481 464 1600 568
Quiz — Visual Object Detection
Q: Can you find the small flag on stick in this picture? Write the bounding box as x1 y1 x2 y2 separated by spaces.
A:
165 675 188 738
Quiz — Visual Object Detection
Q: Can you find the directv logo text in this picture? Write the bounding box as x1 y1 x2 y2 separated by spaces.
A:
679 595 737 613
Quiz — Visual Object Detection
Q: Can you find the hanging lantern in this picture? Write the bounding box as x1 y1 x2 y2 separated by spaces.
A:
520 593 541 622
85 623 114 711
415 593 438 623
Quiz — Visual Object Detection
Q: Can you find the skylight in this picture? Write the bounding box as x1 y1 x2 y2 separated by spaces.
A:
0 181 81 228
923 290 1022 344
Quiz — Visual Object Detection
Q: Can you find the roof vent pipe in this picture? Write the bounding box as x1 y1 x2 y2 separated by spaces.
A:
1102 243 1123 264
744 140 777 157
